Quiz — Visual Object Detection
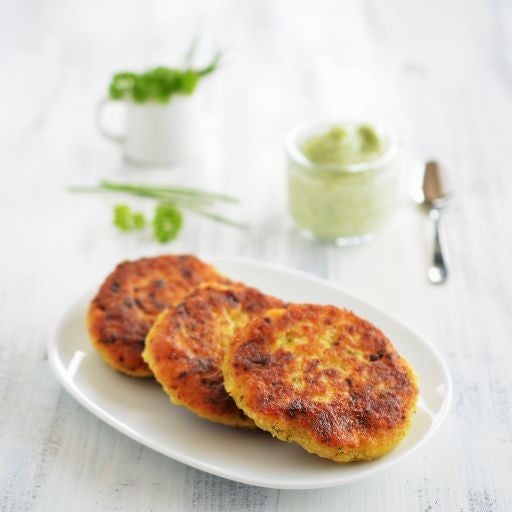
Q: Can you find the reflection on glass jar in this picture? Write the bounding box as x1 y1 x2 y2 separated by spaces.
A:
286 122 399 246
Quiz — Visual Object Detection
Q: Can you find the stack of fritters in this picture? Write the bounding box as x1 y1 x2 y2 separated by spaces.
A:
88 254 419 462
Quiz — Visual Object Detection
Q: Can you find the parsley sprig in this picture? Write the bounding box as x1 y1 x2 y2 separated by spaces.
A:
113 204 146 231
109 53 220 104
153 204 183 243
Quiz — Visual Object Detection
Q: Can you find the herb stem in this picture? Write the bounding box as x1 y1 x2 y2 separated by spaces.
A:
69 182 239 204
176 203 249 229
69 181 248 231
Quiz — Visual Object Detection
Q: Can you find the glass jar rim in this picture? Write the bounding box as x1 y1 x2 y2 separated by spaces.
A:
285 120 398 173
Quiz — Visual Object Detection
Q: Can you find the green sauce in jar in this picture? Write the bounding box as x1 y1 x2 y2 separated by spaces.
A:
286 122 398 245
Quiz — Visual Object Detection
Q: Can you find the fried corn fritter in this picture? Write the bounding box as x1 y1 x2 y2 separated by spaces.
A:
223 304 419 462
88 255 228 377
143 283 284 428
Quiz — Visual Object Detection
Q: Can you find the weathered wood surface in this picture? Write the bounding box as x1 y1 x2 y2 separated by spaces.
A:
1 0 511 510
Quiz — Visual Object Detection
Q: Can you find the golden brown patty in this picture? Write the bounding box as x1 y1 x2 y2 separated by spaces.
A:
88 255 228 377
143 283 284 428
223 304 419 462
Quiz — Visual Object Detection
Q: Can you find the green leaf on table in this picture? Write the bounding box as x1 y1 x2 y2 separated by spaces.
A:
153 203 183 243
132 211 146 230
113 204 146 231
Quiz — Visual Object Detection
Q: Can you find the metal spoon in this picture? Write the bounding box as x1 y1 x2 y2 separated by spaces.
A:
416 161 453 284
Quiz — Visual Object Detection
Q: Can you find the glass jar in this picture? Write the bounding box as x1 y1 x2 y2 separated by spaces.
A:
286 121 399 246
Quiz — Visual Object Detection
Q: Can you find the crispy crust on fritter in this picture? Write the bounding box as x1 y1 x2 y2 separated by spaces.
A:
143 283 283 428
223 304 419 462
88 255 228 377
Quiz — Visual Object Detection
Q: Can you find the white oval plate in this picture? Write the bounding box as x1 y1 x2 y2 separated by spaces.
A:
48 257 451 490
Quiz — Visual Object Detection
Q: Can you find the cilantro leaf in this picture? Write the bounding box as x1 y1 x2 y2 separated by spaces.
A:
132 212 146 229
109 72 137 100
108 53 220 104
153 204 183 243
113 204 146 231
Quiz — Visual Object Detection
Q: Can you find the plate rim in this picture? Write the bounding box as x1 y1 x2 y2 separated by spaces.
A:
47 256 453 490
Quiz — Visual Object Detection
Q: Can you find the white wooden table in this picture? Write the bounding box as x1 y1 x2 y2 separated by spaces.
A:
1 0 511 510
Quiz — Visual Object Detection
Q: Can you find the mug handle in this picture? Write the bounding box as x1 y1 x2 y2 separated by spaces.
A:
95 98 125 144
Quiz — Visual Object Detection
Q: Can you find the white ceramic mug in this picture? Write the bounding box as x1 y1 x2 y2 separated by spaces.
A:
96 96 198 165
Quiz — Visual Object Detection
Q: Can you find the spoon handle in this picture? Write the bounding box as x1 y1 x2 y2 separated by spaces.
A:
428 208 448 284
